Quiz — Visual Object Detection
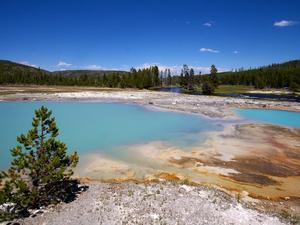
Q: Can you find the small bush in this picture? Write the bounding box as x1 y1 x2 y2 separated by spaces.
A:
202 82 215 95
290 82 299 92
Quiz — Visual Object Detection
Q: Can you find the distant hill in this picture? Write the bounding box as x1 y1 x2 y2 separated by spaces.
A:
0 60 160 88
0 60 49 74
0 60 131 83
0 60 129 86
268 60 300 69
0 60 127 78
52 69 128 78
215 60 300 89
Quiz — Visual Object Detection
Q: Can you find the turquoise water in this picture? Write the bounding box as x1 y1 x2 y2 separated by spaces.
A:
236 109 300 128
0 102 218 169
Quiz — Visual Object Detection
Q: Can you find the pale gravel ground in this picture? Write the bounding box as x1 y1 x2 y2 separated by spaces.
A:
16 182 287 225
1 89 300 119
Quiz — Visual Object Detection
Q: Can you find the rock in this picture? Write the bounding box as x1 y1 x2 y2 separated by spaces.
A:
0 203 16 213
195 162 203 167
30 209 44 217
179 185 194 192
241 191 249 198
150 213 159 220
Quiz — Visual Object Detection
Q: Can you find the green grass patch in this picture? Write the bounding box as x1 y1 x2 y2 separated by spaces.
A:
214 85 254 94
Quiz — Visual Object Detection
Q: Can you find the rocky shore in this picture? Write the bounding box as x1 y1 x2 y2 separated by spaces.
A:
1 86 300 119
15 182 289 225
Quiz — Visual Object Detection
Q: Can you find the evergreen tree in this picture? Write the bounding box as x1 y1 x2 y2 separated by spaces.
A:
167 69 172 86
210 64 218 87
160 71 164 86
188 68 195 90
179 71 184 87
152 66 160 86
182 64 189 87
0 106 79 220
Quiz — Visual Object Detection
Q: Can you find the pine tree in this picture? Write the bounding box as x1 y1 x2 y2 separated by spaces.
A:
181 64 189 87
167 69 172 86
210 64 218 87
151 66 160 86
0 106 79 220
179 70 184 87
188 68 195 90
160 70 164 86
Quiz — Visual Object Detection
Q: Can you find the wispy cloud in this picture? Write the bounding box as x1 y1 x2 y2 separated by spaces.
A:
233 50 239 54
19 61 38 68
199 48 219 53
83 64 125 71
84 64 103 70
57 61 72 67
273 20 298 27
203 22 213 27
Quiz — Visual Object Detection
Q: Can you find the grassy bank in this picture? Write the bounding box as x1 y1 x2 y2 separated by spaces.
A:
214 85 254 94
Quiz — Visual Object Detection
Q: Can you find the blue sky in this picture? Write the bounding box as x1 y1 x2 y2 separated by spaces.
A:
0 0 299 74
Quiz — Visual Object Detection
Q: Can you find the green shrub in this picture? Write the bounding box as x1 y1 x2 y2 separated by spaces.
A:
0 106 79 221
202 81 215 95
290 82 299 92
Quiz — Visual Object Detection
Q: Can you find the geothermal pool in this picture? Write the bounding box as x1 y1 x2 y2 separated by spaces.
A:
236 108 300 128
1 102 300 186
1 101 300 199
0 102 220 169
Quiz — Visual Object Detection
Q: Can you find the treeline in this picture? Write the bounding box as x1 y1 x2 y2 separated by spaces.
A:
173 60 300 91
216 60 300 90
0 60 163 89
173 64 217 94
1 59 300 91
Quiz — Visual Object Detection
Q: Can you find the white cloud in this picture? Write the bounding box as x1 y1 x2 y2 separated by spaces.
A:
83 64 125 71
273 20 298 27
233 50 239 54
19 61 38 68
57 61 72 67
203 22 213 27
84 64 102 70
199 48 219 53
